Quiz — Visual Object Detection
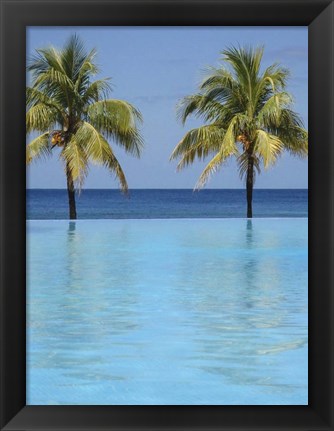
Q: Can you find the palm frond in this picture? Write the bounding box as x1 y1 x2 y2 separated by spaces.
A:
28 36 101 118
195 151 227 189
200 67 235 91
176 94 209 124
81 79 111 104
254 129 284 167
26 103 59 133
268 109 308 157
223 45 264 80
26 87 65 118
222 113 244 152
73 122 128 192
170 125 225 168
74 48 99 93
257 92 292 127
176 94 230 124
28 46 66 80
200 67 236 103
33 67 75 92
60 138 88 190
87 99 143 156
261 63 290 91
26 132 51 164
193 116 242 188
61 34 87 81
222 46 266 116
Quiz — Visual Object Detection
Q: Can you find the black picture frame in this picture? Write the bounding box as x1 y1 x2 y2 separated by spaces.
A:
0 0 333 430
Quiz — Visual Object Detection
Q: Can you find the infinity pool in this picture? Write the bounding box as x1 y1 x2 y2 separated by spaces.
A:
27 218 308 405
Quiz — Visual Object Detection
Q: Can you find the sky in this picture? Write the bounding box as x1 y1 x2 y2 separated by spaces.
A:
26 27 308 189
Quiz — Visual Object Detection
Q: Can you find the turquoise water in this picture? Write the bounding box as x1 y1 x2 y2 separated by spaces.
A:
27 218 308 405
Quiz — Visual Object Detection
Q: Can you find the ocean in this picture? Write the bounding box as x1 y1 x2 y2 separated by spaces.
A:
27 189 308 219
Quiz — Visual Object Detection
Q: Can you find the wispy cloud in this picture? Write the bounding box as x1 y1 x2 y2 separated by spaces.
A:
266 46 307 61
133 93 185 104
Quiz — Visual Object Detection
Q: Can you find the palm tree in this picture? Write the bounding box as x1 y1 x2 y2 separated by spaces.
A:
170 46 308 218
26 35 143 219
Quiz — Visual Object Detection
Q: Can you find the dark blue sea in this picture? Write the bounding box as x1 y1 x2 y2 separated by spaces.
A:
27 189 308 219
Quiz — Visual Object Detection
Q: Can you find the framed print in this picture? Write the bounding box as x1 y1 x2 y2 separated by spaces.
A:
0 0 333 430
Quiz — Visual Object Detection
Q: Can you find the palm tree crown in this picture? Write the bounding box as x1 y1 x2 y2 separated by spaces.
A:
26 35 143 218
170 46 308 217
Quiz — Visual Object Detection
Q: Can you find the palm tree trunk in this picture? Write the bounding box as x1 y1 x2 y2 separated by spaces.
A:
246 156 254 218
66 164 77 220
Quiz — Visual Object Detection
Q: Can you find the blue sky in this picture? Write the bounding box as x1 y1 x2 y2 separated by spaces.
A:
27 27 308 189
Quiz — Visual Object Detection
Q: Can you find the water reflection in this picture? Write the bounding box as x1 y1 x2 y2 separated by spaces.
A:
172 219 306 391
62 222 142 335
246 219 253 247
68 221 76 234
243 219 257 306
65 221 78 286
30 221 144 387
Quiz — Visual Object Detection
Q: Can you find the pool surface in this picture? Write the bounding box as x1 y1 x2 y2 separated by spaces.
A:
27 218 308 405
